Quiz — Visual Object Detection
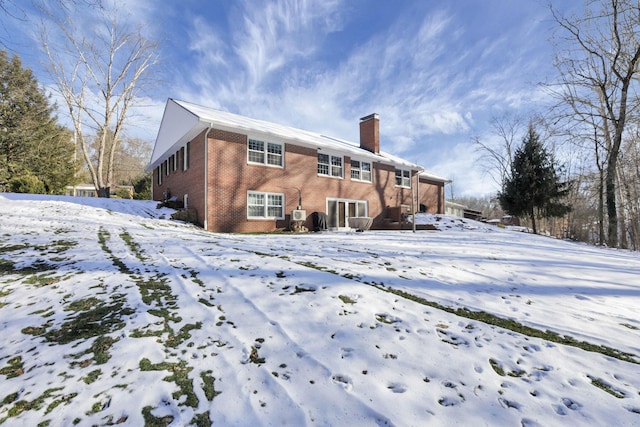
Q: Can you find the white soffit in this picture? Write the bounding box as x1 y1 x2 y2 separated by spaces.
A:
148 99 202 169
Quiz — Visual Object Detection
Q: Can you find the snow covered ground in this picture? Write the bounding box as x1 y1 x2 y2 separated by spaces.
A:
0 193 639 426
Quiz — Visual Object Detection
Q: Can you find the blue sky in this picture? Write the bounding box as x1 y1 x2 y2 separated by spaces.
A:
2 0 580 196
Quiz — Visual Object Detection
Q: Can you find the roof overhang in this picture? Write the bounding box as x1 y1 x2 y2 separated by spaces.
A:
147 99 429 173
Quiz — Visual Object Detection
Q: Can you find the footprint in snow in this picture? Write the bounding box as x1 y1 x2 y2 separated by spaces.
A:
562 397 581 410
331 374 353 390
340 347 354 359
520 418 543 427
436 328 469 347
387 383 407 393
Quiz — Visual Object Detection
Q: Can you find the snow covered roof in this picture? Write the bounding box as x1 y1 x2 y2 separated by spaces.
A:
419 170 451 183
148 99 446 182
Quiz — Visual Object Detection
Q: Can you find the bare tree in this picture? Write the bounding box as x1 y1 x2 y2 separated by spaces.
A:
40 3 158 197
551 0 640 247
473 114 524 188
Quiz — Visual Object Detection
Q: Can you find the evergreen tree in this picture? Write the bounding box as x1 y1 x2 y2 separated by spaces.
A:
0 50 78 193
498 125 572 234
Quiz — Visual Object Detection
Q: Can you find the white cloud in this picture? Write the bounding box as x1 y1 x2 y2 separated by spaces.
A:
157 1 560 194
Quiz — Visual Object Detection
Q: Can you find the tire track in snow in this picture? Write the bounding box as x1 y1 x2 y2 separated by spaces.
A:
145 239 395 426
162 242 390 425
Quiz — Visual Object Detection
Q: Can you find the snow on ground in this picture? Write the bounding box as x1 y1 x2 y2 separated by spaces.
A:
0 193 639 426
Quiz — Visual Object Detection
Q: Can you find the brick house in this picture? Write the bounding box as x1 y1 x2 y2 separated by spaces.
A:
148 99 449 232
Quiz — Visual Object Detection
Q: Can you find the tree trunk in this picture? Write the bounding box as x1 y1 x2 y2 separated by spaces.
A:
530 207 537 234
598 168 605 245
605 158 618 247
98 186 110 198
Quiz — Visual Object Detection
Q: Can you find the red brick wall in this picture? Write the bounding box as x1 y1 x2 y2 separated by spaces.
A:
154 126 445 232
152 131 206 226
419 177 446 214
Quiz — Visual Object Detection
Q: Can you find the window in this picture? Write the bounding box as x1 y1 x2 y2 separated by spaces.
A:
169 154 175 173
164 160 169 176
396 169 411 187
318 153 343 177
247 191 284 219
157 166 162 185
351 160 372 182
248 138 283 167
184 142 190 171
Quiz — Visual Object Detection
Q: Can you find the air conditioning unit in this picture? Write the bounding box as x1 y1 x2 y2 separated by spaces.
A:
291 209 307 221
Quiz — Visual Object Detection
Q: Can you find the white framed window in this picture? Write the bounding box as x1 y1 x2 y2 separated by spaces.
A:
248 138 283 167
247 191 284 219
395 168 411 188
351 160 372 182
318 153 343 177
183 142 190 171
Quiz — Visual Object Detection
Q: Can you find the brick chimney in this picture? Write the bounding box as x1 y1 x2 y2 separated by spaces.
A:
359 113 379 154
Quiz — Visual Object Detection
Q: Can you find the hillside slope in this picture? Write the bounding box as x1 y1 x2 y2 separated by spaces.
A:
1 193 639 426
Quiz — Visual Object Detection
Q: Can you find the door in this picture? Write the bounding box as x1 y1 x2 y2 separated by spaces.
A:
327 198 367 230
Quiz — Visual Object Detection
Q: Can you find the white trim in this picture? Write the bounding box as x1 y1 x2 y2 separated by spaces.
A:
395 168 411 188
247 191 285 220
247 138 284 168
326 197 368 230
317 151 343 178
350 159 372 183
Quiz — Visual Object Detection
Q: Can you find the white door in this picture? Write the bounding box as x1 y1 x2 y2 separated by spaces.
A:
327 199 367 230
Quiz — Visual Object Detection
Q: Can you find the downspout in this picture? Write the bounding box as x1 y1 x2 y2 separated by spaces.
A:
414 171 418 233
412 168 424 233
203 125 213 230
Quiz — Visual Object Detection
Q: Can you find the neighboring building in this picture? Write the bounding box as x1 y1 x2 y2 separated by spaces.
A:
445 201 467 218
445 200 483 221
65 184 97 198
64 184 134 198
148 99 450 233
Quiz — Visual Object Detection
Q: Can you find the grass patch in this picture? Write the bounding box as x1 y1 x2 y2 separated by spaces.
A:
338 295 356 304
249 346 265 364
119 230 146 262
142 406 174 426
22 271 59 287
621 323 639 330
139 358 198 408
190 412 212 427
0 356 24 379
198 298 215 307
489 359 505 376
588 375 626 398
291 285 315 295
82 369 102 384
167 322 202 348
70 336 118 366
44 298 133 344
373 284 640 365
0 258 16 274
0 387 71 423
200 371 222 401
